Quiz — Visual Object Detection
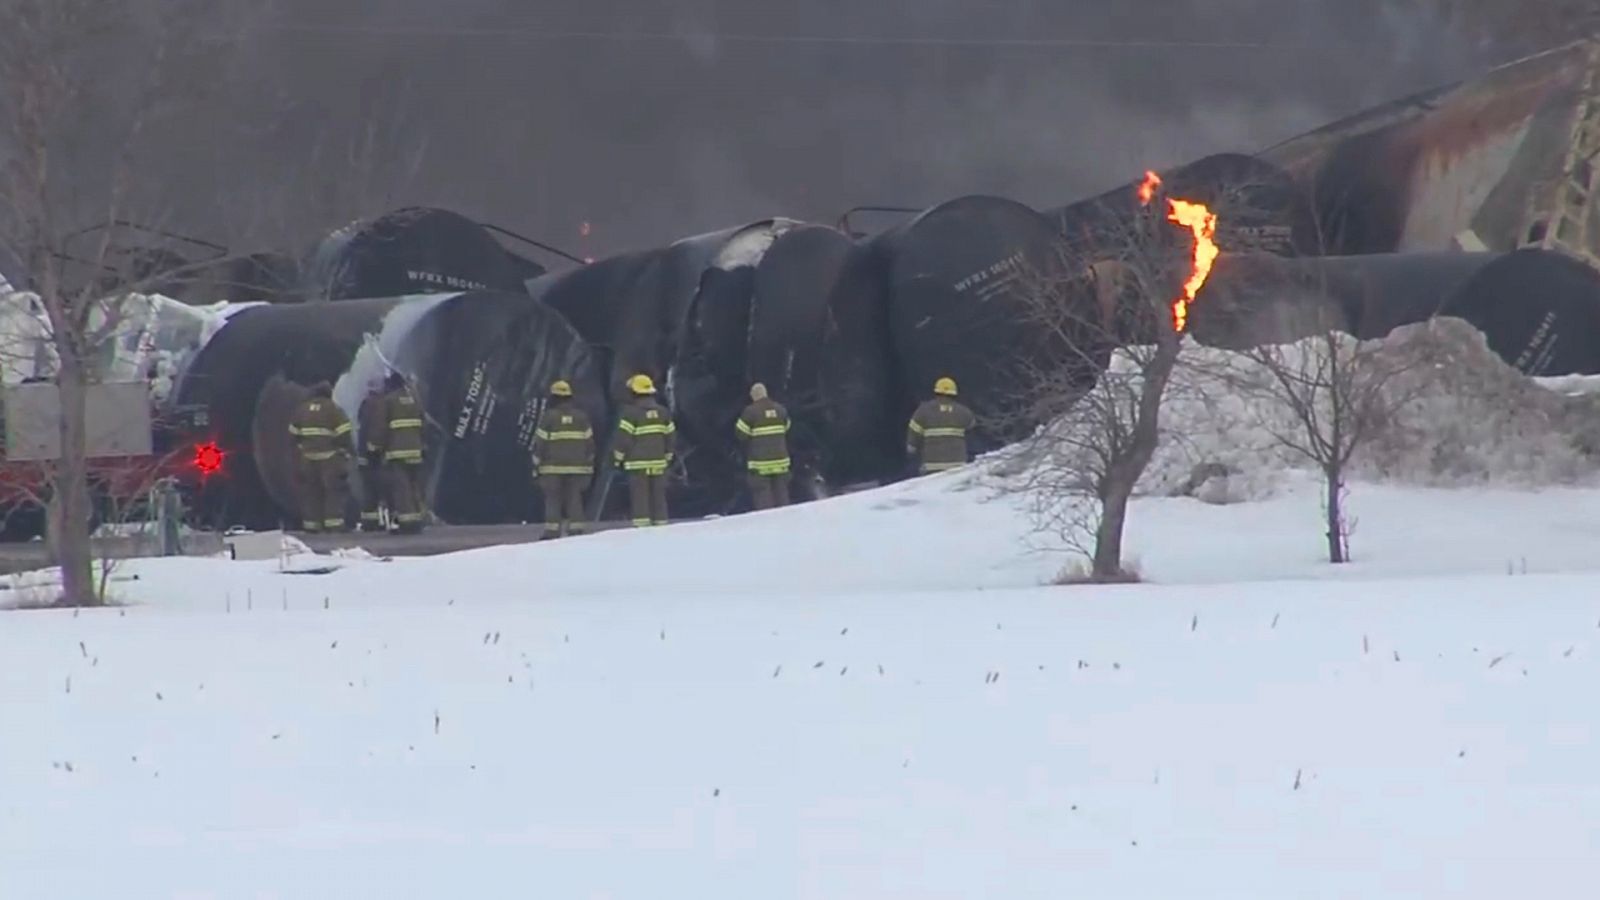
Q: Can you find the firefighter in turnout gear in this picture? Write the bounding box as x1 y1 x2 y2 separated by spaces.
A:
532 379 595 539
736 382 792 510
288 381 353 532
355 377 387 531
906 376 975 475
612 373 674 526
376 372 427 534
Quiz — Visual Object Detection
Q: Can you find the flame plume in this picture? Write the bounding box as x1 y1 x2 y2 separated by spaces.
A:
1135 170 1219 333
1137 170 1163 205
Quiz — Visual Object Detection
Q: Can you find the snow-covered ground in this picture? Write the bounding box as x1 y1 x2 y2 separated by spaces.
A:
4 464 1600 898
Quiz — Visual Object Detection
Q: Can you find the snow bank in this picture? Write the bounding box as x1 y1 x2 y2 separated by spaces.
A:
1140 318 1600 500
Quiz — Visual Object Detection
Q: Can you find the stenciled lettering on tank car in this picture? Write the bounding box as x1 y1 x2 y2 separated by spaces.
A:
472 389 498 436
406 269 490 291
952 250 1027 295
515 397 544 450
1513 310 1559 373
1227 223 1294 251
454 363 487 439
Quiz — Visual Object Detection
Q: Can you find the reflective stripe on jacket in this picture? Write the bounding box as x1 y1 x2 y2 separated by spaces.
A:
289 398 353 461
736 398 791 475
533 401 596 475
906 398 974 473
613 399 675 475
381 388 425 462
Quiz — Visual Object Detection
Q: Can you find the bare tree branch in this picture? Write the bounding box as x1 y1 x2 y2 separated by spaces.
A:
0 0 251 605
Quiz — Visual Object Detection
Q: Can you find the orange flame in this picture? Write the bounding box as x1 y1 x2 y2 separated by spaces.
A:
1135 169 1218 333
1137 170 1162 205
1166 199 1218 333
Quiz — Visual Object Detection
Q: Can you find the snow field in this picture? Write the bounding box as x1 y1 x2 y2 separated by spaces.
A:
3 570 1597 897
8 315 1600 897
4 473 1600 897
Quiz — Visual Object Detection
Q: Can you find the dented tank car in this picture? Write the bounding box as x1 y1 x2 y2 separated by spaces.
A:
386 291 605 525
674 220 855 506
170 290 602 529
529 218 858 515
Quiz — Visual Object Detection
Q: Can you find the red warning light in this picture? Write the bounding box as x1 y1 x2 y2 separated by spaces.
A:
193 442 224 476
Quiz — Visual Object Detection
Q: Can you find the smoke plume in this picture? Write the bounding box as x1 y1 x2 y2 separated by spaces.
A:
135 0 1495 259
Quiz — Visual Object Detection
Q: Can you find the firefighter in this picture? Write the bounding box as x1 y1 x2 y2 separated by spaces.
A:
612 373 674 527
906 376 975 475
735 382 792 510
531 379 595 539
287 381 353 532
378 371 427 534
355 376 387 531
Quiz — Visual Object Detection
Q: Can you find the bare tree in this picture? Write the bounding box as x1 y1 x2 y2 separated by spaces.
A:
0 0 250 605
994 175 1218 582
1220 314 1440 564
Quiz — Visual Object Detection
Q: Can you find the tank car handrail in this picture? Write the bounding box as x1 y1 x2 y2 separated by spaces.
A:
835 205 923 237
478 223 590 266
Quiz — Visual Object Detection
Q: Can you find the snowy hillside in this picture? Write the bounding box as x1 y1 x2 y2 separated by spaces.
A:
4 465 1600 898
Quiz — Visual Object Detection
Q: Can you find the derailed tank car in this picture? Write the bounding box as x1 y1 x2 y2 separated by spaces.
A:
1049 153 1319 259
171 297 406 526
1190 248 1600 375
170 290 603 529
303 207 547 301
1260 40 1600 260
876 195 1085 458
674 221 855 506
531 218 856 516
384 291 606 525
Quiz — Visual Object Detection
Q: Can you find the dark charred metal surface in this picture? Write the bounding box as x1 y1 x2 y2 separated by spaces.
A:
1050 153 1318 259
879 195 1070 453
172 297 406 527
304 207 537 301
1191 249 1600 376
399 290 604 525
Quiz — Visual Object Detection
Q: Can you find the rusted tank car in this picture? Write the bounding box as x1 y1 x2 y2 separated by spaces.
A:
1262 40 1600 262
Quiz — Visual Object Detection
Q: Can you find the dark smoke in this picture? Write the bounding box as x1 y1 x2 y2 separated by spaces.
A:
148 0 1492 259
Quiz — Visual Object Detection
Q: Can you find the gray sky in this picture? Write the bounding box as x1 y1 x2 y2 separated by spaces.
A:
158 0 1493 261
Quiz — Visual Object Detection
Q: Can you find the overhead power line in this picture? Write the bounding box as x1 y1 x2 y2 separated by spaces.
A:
249 22 1302 50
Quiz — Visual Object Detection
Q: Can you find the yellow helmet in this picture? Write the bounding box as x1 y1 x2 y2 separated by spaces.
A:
627 373 656 395
549 379 573 397
934 376 958 396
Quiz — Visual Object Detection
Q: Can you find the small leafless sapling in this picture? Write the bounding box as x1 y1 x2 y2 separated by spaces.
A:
1224 316 1441 563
